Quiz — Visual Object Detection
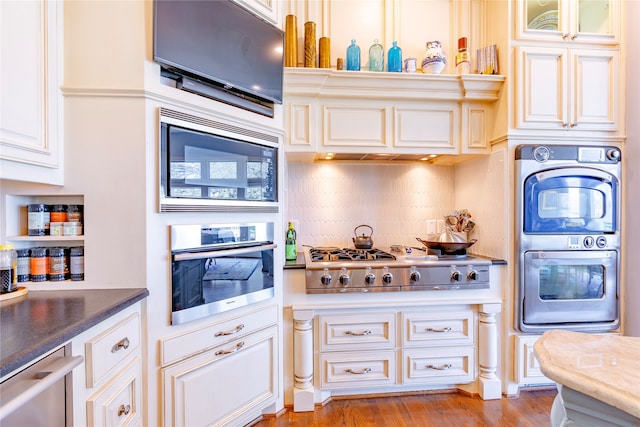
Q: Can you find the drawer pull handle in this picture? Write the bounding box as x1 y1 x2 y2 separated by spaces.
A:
215 324 245 337
111 337 130 353
215 341 245 356
345 330 371 336
118 404 131 416
425 327 451 333
345 368 372 375
426 363 452 370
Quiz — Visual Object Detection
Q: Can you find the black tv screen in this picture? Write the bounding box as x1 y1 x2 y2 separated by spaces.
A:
153 0 284 113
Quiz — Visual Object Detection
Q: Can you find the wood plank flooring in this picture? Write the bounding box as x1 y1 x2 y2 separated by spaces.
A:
252 388 557 427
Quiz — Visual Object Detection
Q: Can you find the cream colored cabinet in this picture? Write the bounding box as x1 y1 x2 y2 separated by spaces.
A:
516 0 620 45
72 303 144 427
0 0 63 185
160 304 278 427
515 45 618 132
318 312 397 389
401 310 475 385
514 335 552 386
233 0 279 26
162 326 278 427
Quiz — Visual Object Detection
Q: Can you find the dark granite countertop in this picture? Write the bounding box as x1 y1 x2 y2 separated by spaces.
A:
0 288 149 379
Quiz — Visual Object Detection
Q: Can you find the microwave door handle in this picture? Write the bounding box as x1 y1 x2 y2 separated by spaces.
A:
173 243 277 261
534 167 613 183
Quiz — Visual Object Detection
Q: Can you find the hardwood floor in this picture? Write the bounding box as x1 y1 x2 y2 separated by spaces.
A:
252 388 557 427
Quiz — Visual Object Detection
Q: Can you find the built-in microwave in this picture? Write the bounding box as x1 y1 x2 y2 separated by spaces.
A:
159 108 279 213
170 222 275 325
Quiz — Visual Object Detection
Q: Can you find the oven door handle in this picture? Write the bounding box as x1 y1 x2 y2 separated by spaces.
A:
173 243 277 261
0 355 83 420
534 167 614 183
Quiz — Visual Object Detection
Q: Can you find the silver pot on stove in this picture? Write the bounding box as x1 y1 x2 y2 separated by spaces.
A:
352 224 374 249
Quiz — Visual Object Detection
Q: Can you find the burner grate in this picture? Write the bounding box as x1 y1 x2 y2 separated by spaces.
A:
309 247 396 262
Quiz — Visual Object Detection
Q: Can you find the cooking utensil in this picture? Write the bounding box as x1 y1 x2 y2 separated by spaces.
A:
415 237 478 253
352 224 374 249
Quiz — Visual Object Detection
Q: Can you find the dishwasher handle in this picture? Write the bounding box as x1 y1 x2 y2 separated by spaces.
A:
0 355 83 420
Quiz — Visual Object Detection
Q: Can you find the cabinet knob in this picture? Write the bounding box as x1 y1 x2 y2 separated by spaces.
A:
569 122 577 128
118 404 131 416
570 33 578 40
561 33 569 40
111 337 130 353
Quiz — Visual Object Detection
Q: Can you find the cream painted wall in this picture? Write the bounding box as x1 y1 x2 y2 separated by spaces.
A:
623 0 640 337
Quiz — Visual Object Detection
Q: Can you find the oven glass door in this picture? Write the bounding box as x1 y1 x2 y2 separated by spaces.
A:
522 250 618 326
523 167 617 233
162 123 277 203
171 244 275 325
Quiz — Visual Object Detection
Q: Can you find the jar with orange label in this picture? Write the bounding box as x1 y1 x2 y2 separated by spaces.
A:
50 204 67 223
30 247 48 282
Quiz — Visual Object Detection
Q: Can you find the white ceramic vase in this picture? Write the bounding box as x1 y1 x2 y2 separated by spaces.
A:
421 40 446 74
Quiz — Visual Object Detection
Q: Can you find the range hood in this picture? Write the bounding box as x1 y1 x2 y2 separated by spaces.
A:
283 68 505 163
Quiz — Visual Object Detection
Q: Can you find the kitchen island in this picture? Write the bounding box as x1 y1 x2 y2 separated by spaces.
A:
534 330 640 426
0 288 148 379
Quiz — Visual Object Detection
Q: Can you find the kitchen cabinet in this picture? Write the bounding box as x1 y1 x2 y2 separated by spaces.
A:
514 335 552 386
71 302 144 427
515 0 620 45
401 310 475 385
160 304 278 427
0 0 64 185
284 69 505 161
515 45 619 132
233 0 279 26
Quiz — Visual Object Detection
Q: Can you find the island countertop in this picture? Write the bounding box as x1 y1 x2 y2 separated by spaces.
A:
0 288 149 379
534 330 640 419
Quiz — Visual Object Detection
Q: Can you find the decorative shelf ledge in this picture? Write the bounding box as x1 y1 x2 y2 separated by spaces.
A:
283 68 505 102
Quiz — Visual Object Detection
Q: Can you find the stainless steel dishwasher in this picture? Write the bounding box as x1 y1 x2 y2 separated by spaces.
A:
0 345 83 426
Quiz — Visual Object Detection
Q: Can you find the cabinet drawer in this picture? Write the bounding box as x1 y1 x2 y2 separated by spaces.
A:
85 313 141 388
320 350 397 389
515 335 552 385
160 304 277 366
402 347 475 385
162 326 277 427
319 312 396 351
402 310 474 347
86 357 142 427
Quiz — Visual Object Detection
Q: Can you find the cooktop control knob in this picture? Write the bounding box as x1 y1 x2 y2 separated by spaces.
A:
409 266 421 283
320 268 332 286
382 267 393 285
364 267 376 285
450 266 461 282
467 267 478 281
338 268 350 287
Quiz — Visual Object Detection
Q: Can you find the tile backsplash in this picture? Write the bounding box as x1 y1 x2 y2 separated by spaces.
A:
285 151 507 260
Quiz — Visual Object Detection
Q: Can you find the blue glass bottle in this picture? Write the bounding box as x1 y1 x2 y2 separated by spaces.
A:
368 39 384 72
346 39 360 71
387 41 402 72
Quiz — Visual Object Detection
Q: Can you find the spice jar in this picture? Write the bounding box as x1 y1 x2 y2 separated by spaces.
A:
16 248 30 283
69 247 84 281
48 247 67 281
28 204 50 236
50 204 67 223
66 205 83 223
0 244 18 293
30 247 48 282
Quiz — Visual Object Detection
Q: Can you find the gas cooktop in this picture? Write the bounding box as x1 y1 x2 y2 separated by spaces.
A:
304 246 491 294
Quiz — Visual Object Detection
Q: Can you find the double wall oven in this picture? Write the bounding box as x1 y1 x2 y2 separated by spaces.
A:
516 144 621 332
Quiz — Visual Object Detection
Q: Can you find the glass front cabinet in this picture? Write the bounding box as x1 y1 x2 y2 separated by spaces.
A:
516 0 620 45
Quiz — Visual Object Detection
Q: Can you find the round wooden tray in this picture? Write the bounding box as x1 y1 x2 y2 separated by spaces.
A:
0 286 28 302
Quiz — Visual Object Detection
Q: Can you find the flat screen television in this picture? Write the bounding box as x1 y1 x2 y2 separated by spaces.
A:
153 0 284 117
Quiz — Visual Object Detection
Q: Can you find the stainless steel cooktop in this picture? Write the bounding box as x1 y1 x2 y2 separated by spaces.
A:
304 246 491 294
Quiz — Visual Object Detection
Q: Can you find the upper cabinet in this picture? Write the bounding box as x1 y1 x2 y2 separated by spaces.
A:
0 0 64 185
516 0 621 45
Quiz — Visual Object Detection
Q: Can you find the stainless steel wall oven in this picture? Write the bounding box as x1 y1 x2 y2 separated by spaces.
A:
170 222 275 325
515 144 621 332
159 108 279 213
